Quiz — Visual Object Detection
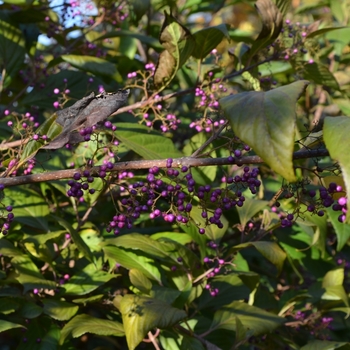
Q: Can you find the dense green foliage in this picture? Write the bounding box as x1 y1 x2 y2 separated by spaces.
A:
0 0 350 349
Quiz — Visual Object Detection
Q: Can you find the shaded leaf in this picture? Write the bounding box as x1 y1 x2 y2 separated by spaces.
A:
95 29 162 50
324 117 350 223
59 55 117 77
59 314 124 345
220 80 309 182
6 187 50 231
210 301 285 335
303 62 339 90
62 263 117 295
236 198 268 230
192 24 230 59
232 241 286 274
55 216 95 264
243 0 283 63
0 13 26 89
12 255 56 293
119 294 187 350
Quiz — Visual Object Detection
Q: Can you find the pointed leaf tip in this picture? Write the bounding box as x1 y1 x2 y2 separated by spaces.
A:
219 80 309 182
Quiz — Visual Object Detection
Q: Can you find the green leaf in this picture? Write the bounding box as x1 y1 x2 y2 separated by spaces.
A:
306 26 348 39
40 324 61 350
327 208 350 251
11 255 56 293
0 320 24 333
0 238 23 257
210 301 285 335
154 12 194 90
243 0 283 63
324 117 350 224
198 274 251 310
55 216 95 264
115 122 181 159
129 269 152 294
129 0 150 22
322 268 344 287
42 299 79 321
103 245 162 283
62 263 117 295
0 13 26 89
95 29 162 50
192 24 230 59
303 62 339 90
189 205 228 243
20 301 43 319
232 241 286 274
300 340 350 350
236 198 268 230
150 232 192 245
58 55 117 77
59 314 124 345
0 298 20 314
220 80 309 182
119 294 187 350
105 233 175 262
6 187 50 231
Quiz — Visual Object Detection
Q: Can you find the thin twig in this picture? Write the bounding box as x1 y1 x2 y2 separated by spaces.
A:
191 121 228 157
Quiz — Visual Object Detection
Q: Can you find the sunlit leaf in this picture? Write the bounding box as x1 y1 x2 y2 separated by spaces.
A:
42 299 79 321
0 320 24 333
300 340 350 350
59 314 124 345
119 294 187 350
327 208 350 251
306 26 348 39
324 116 350 223
115 122 181 159
103 245 162 283
129 269 152 294
220 80 309 182
154 12 194 90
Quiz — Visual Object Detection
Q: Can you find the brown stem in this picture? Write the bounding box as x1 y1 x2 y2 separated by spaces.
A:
0 149 329 188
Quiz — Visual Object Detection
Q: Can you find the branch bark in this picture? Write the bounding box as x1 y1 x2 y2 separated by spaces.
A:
0 149 329 188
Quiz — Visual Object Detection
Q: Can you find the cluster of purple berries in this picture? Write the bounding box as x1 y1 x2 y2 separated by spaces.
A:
104 159 261 235
0 186 14 236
